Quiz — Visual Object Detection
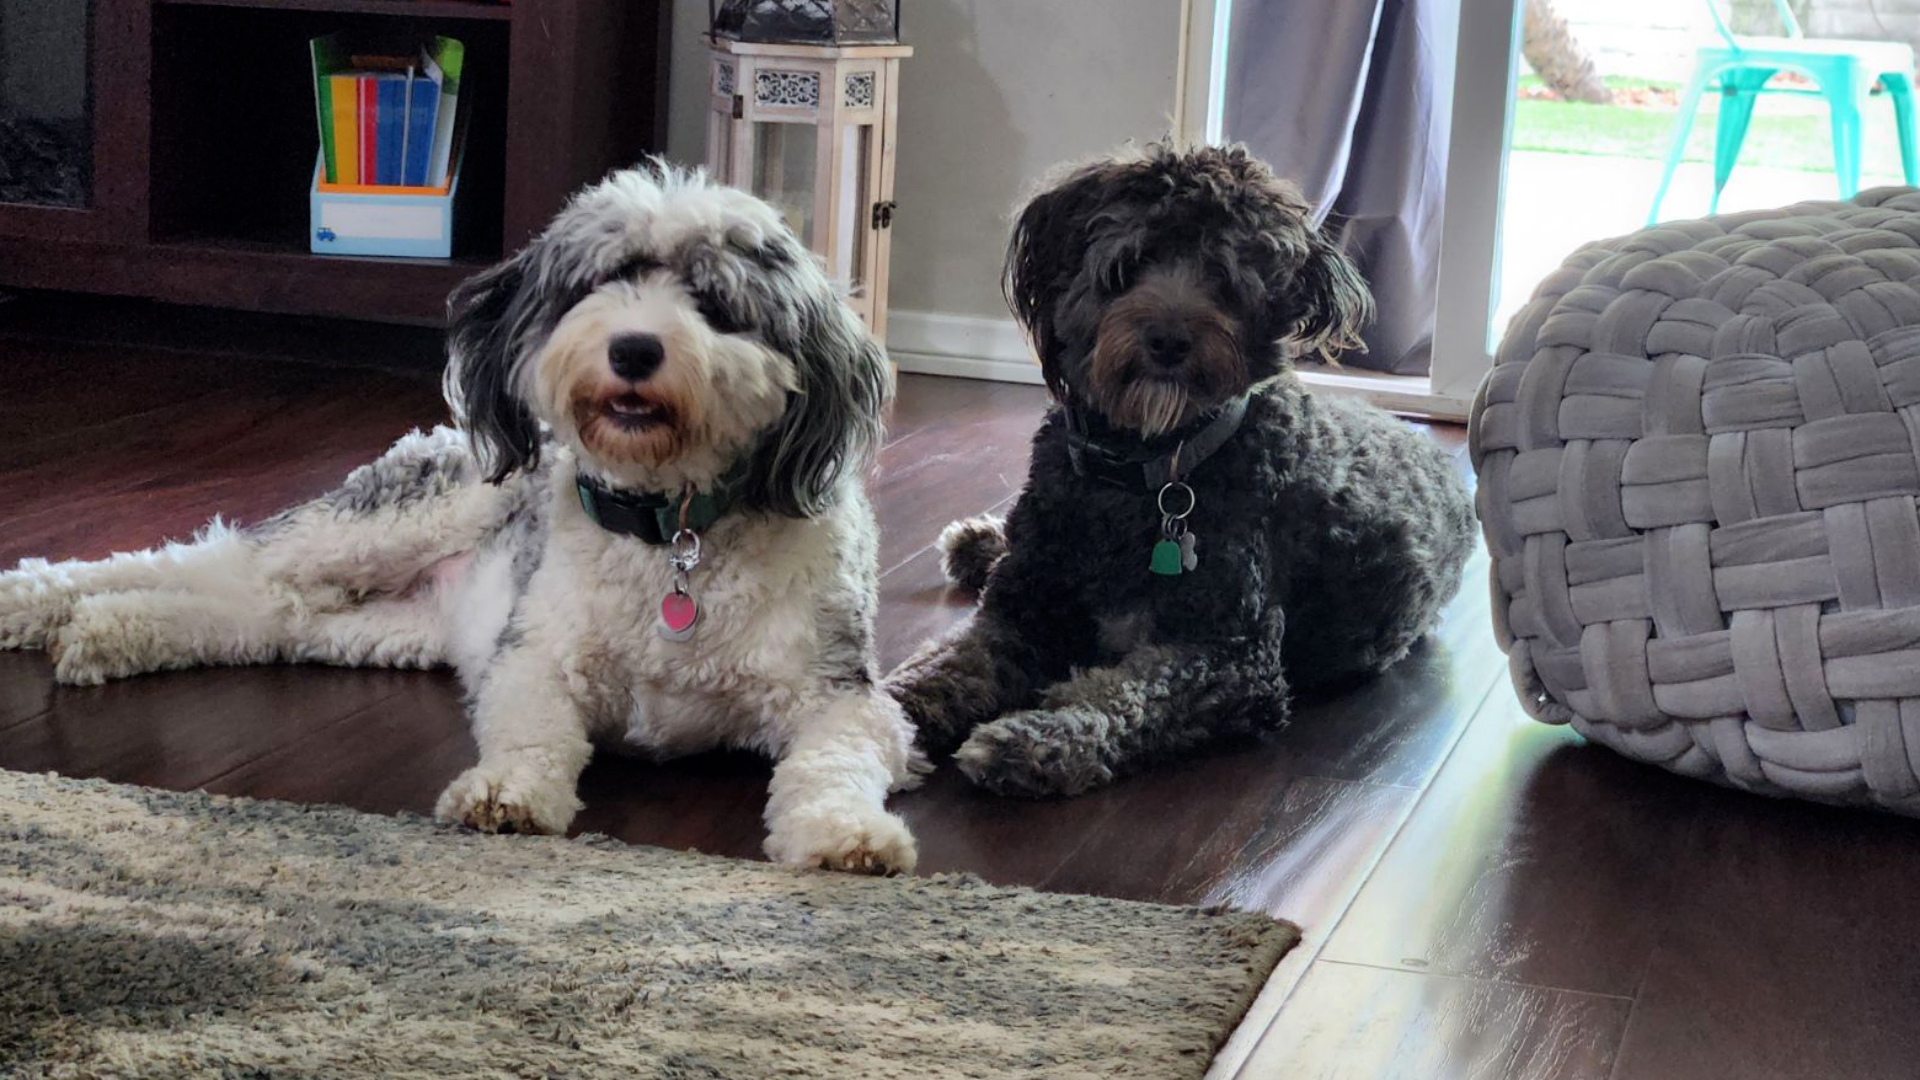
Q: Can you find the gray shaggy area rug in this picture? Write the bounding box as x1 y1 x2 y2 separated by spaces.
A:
0 771 1298 1079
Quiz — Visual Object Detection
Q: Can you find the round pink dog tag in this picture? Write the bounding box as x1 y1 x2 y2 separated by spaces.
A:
659 590 699 642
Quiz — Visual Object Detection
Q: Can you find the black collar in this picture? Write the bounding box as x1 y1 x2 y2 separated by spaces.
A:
1062 395 1250 490
574 466 745 545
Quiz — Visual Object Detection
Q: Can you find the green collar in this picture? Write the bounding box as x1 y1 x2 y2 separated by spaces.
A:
574 468 743 545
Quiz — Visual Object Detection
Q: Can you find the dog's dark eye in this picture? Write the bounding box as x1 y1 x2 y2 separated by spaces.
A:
609 256 663 284
695 291 748 335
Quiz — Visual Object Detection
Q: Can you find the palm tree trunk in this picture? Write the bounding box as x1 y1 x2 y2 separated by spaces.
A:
1523 0 1610 104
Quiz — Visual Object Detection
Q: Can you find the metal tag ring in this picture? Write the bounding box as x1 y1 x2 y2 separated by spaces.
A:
671 529 702 562
1157 482 1196 519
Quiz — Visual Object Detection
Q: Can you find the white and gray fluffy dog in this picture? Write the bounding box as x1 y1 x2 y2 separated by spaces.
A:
0 164 921 874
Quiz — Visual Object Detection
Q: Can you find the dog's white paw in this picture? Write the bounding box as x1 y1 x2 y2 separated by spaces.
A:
0 562 76 651
47 601 156 686
435 760 582 835
764 802 918 876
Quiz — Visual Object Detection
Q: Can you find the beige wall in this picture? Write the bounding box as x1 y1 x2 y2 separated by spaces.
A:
664 0 1183 320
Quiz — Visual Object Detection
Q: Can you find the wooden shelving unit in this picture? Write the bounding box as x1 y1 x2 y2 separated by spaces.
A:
153 0 514 21
0 0 671 324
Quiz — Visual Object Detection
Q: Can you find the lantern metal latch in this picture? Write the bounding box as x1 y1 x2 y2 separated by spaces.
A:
871 200 896 229
731 94 744 120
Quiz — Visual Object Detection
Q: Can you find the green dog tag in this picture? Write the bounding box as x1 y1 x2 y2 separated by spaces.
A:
1150 539 1184 576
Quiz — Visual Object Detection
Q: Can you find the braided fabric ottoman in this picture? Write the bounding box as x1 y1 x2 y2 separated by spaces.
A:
1470 190 1920 814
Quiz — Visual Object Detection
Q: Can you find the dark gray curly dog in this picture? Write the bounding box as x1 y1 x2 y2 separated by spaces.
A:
884 143 1477 798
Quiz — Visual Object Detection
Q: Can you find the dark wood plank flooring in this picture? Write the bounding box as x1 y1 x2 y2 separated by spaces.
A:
3 307 1918 1079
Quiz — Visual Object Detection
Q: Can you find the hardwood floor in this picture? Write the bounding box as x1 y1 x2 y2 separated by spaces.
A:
4 300 1919 1079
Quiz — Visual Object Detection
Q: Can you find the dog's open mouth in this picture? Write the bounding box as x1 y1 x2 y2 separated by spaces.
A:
601 391 672 432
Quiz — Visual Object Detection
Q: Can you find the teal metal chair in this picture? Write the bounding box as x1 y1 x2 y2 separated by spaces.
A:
1647 0 1919 224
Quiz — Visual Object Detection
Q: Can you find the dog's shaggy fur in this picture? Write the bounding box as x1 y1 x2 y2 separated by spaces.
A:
0 165 920 873
886 144 1478 797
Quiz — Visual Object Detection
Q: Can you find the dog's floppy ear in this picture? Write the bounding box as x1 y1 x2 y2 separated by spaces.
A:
444 243 549 482
744 286 893 518
1004 163 1106 396
1284 224 1373 360
1227 159 1372 362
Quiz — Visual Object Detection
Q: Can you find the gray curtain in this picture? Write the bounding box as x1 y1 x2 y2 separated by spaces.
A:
1223 0 1452 375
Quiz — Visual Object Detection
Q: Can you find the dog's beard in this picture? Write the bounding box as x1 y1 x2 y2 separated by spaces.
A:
1109 380 1192 438
1088 324 1208 437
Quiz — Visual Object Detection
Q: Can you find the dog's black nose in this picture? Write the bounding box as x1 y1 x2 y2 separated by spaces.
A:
608 333 665 382
1142 324 1191 368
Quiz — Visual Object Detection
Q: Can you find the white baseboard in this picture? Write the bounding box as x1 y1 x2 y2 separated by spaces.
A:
886 310 1044 385
1295 365 1472 422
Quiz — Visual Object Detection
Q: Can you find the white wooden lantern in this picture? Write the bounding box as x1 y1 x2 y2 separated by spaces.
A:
706 37 911 341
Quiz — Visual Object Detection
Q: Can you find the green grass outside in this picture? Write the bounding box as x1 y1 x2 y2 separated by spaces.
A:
1512 74 1912 179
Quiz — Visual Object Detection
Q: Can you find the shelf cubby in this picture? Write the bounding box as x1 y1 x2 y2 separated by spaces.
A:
0 0 670 324
153 0 514 22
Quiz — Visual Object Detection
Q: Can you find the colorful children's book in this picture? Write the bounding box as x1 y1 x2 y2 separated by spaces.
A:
358 76 378 186
422 36 465 188
374 73 407 185
327 74 360 184
309 36 346 182
403 68 440 187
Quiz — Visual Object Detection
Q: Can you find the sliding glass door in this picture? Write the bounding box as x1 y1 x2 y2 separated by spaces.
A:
1184 0 1520 418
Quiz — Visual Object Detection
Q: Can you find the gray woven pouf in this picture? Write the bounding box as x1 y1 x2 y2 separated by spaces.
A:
1470 189 1920 814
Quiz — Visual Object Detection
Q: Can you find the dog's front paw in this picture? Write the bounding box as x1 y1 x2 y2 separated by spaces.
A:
0 561 76 651
764 802 918 876
435 760 582 835
955 709 1113 798
882 668 975 759
48 600 158 686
